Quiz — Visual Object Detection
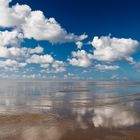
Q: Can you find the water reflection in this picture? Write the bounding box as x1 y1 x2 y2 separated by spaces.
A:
0 80 140 139
92 103 140 128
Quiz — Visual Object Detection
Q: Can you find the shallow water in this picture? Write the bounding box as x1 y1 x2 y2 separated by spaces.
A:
0 80 140 140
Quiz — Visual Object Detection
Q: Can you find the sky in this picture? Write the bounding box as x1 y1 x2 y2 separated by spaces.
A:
0 0 140 80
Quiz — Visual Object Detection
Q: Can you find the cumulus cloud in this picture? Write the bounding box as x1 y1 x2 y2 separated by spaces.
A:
29 45 44 54
52 60 66 72
68 50 93 67
0 0 31 27
95 64 120 71
0 0 87 43
54 67 66 73
41 60 66 73
0 47 25 58
91 36 139 62
52 60 64 68
76 41 83 49
27 54 66 73
0 59 26 68
68 36 139 68
40 64 50 69
0 46 44 58
22 11 88 43
26 54 54 64
0 30 22 47
0 0 140 78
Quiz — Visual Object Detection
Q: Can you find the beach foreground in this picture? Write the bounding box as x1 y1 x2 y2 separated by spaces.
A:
0 80 140 140
0 113 140 140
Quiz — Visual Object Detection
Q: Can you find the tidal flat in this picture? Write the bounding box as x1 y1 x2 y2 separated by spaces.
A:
0 80 140 140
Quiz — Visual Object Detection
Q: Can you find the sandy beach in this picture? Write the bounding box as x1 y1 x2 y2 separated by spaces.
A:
0 112 140 140
0 81 139 140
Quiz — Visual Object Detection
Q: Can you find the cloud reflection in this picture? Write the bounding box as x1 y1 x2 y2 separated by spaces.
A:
92 103 140 128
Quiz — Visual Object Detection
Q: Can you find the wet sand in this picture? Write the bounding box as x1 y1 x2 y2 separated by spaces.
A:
0 81 140 140
0 113 140 140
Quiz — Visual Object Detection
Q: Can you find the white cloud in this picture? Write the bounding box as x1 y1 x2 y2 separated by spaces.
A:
0 47 25 58
76 41 83 49
0 30 22 47
0 0 31 27
0 59 26 68
68 36 139 68
22 11 87 43
68 50 93 67
40 64 50 69
52 60 66 72
0 45 64 74
91 36 139 62
28 45 44 54
41 60 66 73
64 73 77 79
52 60 64 68
27 54 54 64
0 46 44 58
0 0 140 78
0 29 44 59
0 0 87 43
95 64 120 71
54 67 66 73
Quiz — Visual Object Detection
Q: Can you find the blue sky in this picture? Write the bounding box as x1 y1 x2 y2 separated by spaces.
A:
0 0 140 80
